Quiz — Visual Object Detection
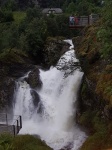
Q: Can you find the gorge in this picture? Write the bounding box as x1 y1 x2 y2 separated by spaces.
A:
12 40 87 150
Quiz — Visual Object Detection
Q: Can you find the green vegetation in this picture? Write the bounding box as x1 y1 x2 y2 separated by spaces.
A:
0 6 78 64
0 9 14 23
74 1 112 150
0 0 104 64
97 0 112 57
0 134 52 150
79 110 112 150
13 11 26 24
0 0 112 150
0 48 28 64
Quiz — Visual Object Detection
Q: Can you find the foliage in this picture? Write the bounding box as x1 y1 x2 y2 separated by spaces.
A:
26 6 42 21
76 0 98 15
66 1 76 14
0 9 14 23
0 22 19 50
3 0 17 11
0 133 13 150
0 134 52 150
62 0 68 12
97 0 112 57
13 11 26 24
63 0 102 15
0 0 103 64
0 48 28 64
44 13 79 38
79 111 112 150
45 16 58 37
17 7 46 63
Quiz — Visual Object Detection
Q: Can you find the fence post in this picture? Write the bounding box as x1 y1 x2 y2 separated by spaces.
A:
6 113 9 131
17 120 19 134
19 116 22 129
13 125 15 137
6 113 8 126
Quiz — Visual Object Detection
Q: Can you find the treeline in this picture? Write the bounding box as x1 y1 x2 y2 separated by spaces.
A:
0 0 111 64
0 0 103 13
39 0 103 15
0 6 77 64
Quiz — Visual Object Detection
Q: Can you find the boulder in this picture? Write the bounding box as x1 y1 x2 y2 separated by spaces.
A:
26 67 42 89
30 89 40 107
0 77 15 109
43 37 70 68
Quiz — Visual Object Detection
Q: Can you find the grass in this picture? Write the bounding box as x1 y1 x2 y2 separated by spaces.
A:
13 11 26 24
0 134 52 150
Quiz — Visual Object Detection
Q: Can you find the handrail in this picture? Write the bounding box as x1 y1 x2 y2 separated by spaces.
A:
69 14 99 28
0 113 22 136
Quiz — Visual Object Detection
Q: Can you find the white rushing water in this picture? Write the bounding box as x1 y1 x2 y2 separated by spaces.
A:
13 40 87 150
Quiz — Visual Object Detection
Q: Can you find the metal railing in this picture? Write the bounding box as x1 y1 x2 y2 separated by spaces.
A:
0 113 22 136
69 14 99 27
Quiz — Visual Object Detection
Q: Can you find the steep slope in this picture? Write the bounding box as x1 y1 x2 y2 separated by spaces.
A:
73 22 112 150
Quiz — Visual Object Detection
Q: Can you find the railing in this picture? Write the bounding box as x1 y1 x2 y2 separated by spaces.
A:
0 113 22 136
69 14 99 28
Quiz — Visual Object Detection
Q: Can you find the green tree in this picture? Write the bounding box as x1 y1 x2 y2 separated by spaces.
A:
76 0 96 15
62 0 68 12
45 16 59 36
0 23 19 50
19 18 47 63
66 1 76 14
97 0 112 57
0 9 14 23
4 0 17 11
26 6 42 21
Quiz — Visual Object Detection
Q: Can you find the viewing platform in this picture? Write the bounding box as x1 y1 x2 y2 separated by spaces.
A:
0 113 22 136
69 14 99 28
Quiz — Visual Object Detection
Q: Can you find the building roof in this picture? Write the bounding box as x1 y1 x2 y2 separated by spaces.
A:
42 8 63 14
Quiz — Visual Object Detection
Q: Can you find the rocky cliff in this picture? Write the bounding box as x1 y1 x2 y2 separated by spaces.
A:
43 37 70 68
0 37 68 112
0 48 37 111
73 22 112 150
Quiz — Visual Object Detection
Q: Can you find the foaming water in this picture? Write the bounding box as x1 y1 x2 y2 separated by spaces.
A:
13 40 87 150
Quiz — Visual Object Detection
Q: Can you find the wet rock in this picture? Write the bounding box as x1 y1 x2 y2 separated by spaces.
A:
0 48 35 110
37 102 44 114
0 77 15 109
43 37 70 68
26 67 42 89
30 89 40 107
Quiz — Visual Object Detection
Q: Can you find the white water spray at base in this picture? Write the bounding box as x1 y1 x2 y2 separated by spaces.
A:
13 40 87 150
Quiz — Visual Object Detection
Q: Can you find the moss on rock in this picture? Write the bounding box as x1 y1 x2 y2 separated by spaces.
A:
43 36 70 68
73 22 112 150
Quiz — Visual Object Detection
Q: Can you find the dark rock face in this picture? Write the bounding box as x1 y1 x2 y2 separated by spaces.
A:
0 77 15 109
0 49 35 110
37 102 44 114
26 67 42 89
43 37 70 68
0 37 69 111
30 89 40 107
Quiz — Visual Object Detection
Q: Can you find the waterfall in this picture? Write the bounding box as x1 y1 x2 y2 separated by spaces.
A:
13 40 87 150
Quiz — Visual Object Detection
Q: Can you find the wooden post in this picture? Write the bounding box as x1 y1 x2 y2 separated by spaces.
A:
17 120 19 134
19 116 22 129
6 113 8 126
6 113 8 131
13 125 15 137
